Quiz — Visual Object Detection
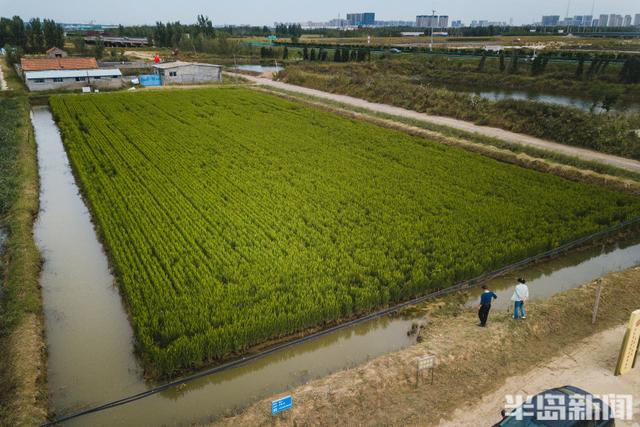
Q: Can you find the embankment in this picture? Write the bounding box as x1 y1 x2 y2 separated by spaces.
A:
211 265 640 426
0 95 46 426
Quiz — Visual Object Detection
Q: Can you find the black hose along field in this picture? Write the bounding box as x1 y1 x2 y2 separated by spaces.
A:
50 87 640 377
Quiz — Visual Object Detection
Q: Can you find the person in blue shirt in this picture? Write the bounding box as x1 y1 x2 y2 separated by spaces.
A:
477 285 498 327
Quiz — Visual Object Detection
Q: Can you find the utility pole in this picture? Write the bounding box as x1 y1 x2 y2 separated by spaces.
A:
429 9 436 53
566 0 572 33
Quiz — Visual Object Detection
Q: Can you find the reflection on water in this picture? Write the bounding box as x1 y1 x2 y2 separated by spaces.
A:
33 103 640 426
475 90 640 114
235 64 283 73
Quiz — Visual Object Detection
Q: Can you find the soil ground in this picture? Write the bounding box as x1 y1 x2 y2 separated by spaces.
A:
210 267 640 427
439 324 640 426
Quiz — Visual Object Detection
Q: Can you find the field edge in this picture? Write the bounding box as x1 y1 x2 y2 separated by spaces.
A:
0 96 47 425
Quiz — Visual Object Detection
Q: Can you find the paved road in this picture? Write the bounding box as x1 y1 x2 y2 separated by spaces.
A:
237 74 640 174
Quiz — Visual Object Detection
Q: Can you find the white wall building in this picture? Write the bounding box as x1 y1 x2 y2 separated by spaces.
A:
24 69 123 92
153 62 222 85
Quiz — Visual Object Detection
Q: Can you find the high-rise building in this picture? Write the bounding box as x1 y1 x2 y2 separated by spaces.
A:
623 15 632 26
599 14 609 26
346 12 375 26
438 15 449 28
416 15 439 28
542 15 560 26
609 14 624 27
635 14 640 26
581 15 593 26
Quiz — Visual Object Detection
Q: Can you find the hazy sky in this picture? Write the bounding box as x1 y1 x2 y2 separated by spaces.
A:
1 0 639 26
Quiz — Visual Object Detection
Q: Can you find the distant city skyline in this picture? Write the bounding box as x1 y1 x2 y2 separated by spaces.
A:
1 0 639 27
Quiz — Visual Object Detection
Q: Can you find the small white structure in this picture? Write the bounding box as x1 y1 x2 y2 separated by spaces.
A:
24 68 123 92
152 61 222 86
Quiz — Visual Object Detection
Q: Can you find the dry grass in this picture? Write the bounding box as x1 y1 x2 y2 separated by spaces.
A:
211 266 640 427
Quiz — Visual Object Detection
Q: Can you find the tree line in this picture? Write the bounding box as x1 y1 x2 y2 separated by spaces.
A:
112 16 276 48
477 50 640 84
0 16 64 53
260 45 371 62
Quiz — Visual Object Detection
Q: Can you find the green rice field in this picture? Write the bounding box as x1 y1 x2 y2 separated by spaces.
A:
50 87 640 376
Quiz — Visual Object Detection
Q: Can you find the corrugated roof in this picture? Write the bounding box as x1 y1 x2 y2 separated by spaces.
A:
21 57 98 71
153 61 222 69
25 69 122 80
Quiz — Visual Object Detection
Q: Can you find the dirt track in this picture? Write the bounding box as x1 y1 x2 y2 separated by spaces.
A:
235 74 640 174
439 324 640 426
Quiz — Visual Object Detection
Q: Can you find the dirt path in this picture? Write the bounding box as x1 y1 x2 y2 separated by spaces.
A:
234 74 640 174
439 325 640 427
124 50 156 61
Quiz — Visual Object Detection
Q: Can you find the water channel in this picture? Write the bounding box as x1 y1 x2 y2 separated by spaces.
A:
32 105 640 426
234 64 283 73
473 89 640 114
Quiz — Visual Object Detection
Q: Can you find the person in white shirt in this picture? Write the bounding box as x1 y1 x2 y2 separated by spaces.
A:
511 278 529 319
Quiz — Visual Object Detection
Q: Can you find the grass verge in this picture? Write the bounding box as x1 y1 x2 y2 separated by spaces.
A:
0 94 46 425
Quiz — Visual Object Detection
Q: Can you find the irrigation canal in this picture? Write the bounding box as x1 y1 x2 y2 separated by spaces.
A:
31 105 640 426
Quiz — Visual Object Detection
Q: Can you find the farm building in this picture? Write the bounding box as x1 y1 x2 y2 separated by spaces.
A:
46 47 67 58
84 36 149 47
24 69 123 92
152 62 222 85
19 57 98 74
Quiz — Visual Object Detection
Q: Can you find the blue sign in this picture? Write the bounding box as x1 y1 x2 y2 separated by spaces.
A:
271 395 293 415
139 74 161 87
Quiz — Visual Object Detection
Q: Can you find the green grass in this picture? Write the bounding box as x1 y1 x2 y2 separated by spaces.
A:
0 95 44 424
50 87 640 377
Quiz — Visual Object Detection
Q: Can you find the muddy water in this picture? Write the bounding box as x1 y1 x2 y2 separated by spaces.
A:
466 235 640 310
32 106 145 414
32 104 640 426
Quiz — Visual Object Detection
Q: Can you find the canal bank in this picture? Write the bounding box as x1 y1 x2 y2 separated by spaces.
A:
32 99 640 426
0 96 46 426
210 266 640 427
